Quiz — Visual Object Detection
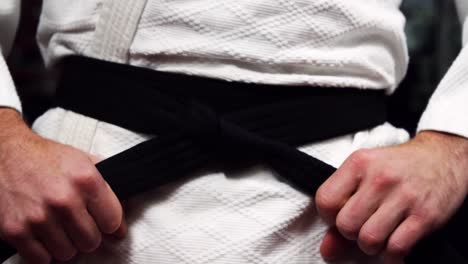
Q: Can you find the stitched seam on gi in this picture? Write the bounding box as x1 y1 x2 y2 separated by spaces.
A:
90 0 148 62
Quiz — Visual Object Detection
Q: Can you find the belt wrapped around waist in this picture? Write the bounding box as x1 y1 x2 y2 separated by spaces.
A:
57 56 389 199
0 56 465 263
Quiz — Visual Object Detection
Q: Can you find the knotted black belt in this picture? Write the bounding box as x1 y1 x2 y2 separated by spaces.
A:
56 56 389 199
1 56 466 263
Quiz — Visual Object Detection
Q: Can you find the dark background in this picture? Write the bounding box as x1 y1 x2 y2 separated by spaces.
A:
6 0 463 133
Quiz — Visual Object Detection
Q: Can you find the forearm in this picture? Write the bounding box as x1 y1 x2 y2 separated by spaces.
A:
0 108 124 264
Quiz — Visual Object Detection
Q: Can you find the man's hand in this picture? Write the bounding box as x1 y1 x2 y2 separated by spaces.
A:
315 131 468 263
0 108 126 264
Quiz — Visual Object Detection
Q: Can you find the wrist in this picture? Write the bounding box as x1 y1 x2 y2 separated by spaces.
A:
415 131 468 151
0 107 31 142
415 130 468 189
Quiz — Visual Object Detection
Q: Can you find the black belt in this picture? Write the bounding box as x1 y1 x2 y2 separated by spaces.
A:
0 56 465 263
56 56 388 199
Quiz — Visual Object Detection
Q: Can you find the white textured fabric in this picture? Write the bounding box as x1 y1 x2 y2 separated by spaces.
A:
1 108 408 264
417 0 468 138
36 0 409 91
0 0 21 112
127 0 407 90
417 42 468 137
457 0 468 45
0 52 21 112
0 0 20 57
90 0 148 62
0 0 466 263
0 0 467 137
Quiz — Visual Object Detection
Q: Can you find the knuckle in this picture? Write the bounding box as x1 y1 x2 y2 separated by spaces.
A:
1 221 29 241
349 149 373 170
315 189 340 213
426 209 440 224
70 165 100 190
102 221 120 235
26 208 49 227
371 170 399 190
412 210 439 230
46 192 77 212
73 172 99 190
336 216 359 239
79 232 102 253
103 216 122 234
386 240 409 257
359 229 384 254
400 188 418 205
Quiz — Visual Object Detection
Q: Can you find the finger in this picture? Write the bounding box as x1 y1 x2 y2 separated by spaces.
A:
335 185 383 241
86 181 123 235
109 212 128 240
69 158 121 236
316 151 368 224
33 219 77 261
385 215 429 259
320 227 357 261
60 206 102 253
0 219 51 264
358 197 407 256
9 238 51 264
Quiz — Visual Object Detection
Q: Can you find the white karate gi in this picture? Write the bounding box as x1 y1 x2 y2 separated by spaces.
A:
1 1 468 263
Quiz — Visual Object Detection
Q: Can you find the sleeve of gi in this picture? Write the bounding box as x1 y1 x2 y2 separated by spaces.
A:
417 0 468 138
0 0 22 113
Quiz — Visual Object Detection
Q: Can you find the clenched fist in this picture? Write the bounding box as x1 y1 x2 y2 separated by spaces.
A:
316 131 468 263
0 109 126 264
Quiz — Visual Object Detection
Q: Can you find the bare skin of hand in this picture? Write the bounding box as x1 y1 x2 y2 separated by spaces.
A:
0 108 127 264
316 131 468 263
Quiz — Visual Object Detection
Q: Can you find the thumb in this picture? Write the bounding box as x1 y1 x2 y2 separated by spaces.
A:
104 182 128 240
105 192 128 241
320 227 361 261
86 153 127 239
87 153 127 239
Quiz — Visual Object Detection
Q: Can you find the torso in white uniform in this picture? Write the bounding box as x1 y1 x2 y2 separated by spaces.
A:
6 0 413 263
38 0 408 91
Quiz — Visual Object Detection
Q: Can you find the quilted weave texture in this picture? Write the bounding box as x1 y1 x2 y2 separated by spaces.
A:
36 0 408 92
130 0 407 91
0 108 409 264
